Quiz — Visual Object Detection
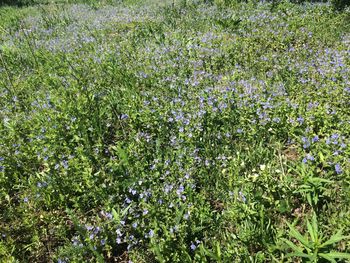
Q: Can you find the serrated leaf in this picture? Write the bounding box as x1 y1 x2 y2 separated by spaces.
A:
151 241 165 263
307 213 318 244
320 230 349 248
307 219 316 244
319 252 350 260
121 203 131 217
215 241 221 261
312 177 333 184
175 205 186 225
116 146 129 164
286 252 312 259
200 244 217 260
183 250 192 262
287 222 310 248
311 213 318 240
319 253 337 263
111 208 120 222
318 152 325 163
281 238 304 253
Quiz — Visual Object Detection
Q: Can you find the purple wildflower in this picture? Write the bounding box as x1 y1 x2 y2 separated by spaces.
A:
335 164 342 174
190 243 196 250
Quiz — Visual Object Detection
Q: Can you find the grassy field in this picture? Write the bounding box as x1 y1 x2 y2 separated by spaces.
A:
1 0 350 262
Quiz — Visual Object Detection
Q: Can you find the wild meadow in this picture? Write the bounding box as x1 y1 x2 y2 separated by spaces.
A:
1 0 350 262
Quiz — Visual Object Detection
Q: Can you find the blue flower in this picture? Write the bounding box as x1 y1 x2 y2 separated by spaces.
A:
190 243 196 250
335 163 342 174
312 135 319 143
148 229 154 238
239 191 246 203
120 114 129 120
297 116 304 125
184 212 190 220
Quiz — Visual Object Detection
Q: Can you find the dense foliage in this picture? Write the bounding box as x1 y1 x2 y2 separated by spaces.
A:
1 0 350 10
1 0 350 262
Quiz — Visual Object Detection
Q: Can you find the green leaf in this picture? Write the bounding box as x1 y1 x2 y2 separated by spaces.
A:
111 208 120 222
320 230 349 248
111 204 131 223
175 205 186 226
286 252 312 259
319 253 337 263
121 203 131 217
311 213 318 240
200 244 217 259
319 252 350 260
307 213 318 244
278 200 289 213
215 241 222 262
116 146 129 165
287 222 310 248
281 238 304 253
306 193 313 206
307 219 316 244
183 250 193 262
307 177 331 184
150 241 165 263
318 152 325 163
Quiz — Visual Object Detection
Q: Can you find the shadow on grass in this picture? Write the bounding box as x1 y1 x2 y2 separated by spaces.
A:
0 0 32 6
0 0 57 7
